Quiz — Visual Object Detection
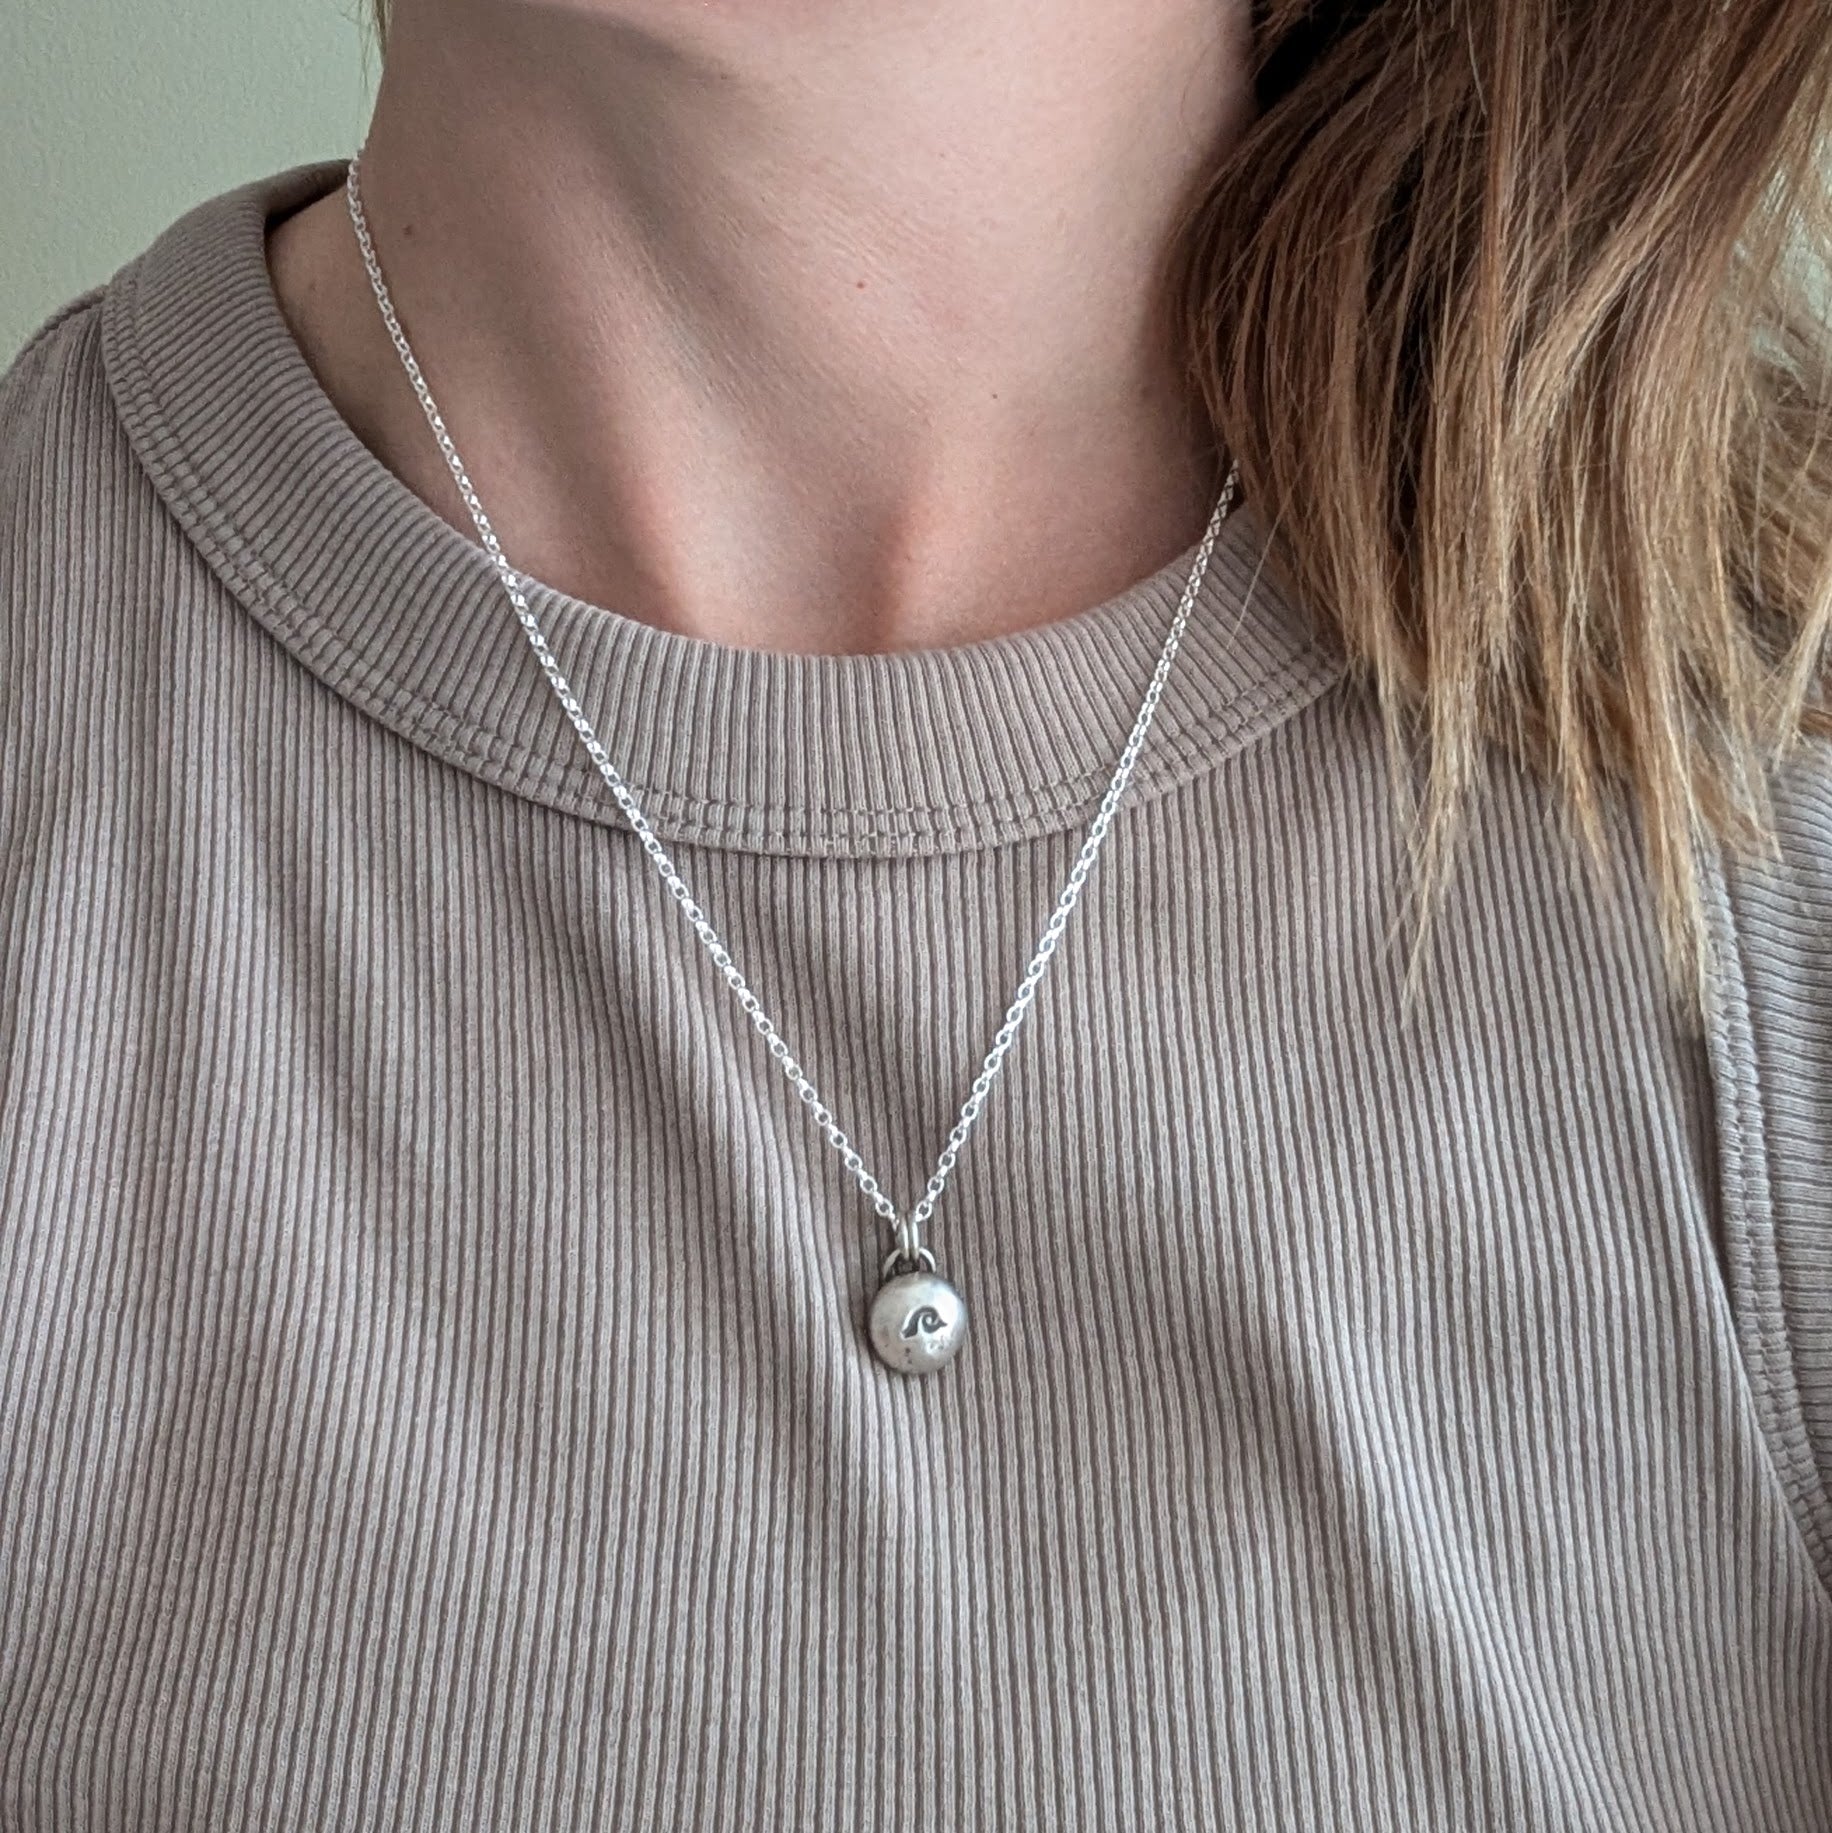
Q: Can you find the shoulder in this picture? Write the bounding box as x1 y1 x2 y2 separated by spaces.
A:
0 281 114 512
1 268 178 755
1755 737 1832 898
1 258 172 613
1718 738 1832 1051
1711 730 1830 958
1704 734 1832 1591
1 279 133 723
2 162 345 611
0 204 259 881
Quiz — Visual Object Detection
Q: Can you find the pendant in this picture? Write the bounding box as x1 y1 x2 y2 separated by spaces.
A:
869 1249 969 1375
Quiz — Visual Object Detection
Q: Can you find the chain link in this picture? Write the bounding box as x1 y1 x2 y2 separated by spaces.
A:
345 150 1239 1273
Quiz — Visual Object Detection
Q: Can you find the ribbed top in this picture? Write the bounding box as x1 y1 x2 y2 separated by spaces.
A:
103 158 1344 857
2 161 1830 1833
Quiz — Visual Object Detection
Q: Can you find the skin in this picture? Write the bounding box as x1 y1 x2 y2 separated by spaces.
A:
266 0 1253 653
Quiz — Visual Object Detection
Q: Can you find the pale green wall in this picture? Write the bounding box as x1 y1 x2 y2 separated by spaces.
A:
2 1 375 361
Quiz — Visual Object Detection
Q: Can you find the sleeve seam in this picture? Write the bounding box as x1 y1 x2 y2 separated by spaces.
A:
1699 840 1832 1601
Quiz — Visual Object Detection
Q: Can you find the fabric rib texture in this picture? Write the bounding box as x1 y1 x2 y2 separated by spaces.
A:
1 160 1829 1832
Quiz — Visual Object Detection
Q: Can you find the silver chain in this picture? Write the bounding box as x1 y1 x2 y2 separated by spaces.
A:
343 149 1239 1273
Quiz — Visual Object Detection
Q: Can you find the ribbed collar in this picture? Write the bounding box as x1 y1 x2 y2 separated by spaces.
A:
101 157 1346 858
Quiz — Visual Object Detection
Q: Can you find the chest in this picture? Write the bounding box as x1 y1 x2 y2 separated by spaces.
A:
2 723 1827 1831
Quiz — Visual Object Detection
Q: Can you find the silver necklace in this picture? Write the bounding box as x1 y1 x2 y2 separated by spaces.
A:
343 149 1240 1376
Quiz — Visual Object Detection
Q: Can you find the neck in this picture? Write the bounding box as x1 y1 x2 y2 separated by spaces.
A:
268 0 1253 652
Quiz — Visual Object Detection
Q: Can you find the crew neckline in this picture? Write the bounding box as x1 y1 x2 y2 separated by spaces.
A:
100 157 1347 859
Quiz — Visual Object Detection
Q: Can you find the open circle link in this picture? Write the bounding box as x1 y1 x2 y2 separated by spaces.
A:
880 1246 940 1284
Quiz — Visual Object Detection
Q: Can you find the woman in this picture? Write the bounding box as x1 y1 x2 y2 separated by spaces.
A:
2 0 1828 1825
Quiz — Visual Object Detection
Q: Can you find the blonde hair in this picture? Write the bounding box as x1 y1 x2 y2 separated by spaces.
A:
364 0 1832 999
1176 1 1832 997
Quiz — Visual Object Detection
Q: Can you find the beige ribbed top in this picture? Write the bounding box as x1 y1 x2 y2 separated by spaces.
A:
2 159 1829 1831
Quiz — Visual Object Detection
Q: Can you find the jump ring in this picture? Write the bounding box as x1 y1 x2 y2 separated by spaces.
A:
880 1245 938 1283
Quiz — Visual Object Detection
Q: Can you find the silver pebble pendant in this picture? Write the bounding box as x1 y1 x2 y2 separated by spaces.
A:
869 1250 969 1375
